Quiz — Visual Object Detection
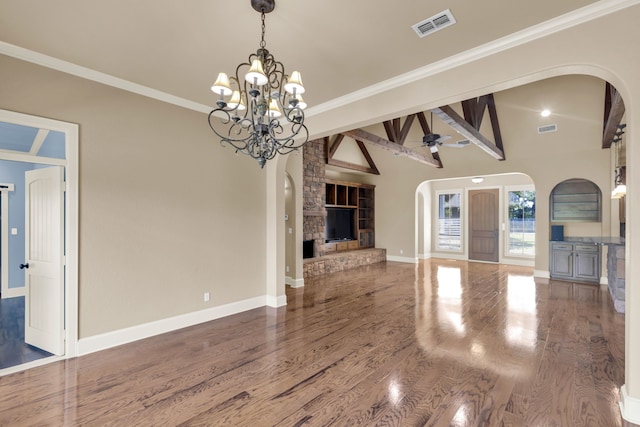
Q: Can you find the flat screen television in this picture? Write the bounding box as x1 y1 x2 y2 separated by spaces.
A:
326 207 355 241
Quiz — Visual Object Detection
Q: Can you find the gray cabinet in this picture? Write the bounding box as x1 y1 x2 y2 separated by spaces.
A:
550 242 600 283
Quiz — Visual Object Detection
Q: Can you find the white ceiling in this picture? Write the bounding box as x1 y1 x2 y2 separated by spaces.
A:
0 0 598 111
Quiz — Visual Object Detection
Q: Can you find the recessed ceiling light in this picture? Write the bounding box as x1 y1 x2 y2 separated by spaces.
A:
541 109 551 117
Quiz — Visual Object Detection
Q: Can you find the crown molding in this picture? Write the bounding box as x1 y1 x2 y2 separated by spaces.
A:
1 0 638 116
0 41 211 114
306 0 640 117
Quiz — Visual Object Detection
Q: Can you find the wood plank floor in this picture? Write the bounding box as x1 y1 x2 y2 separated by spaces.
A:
0 259 636 426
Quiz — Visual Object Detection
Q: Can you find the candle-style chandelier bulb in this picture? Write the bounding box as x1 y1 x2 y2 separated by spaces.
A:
211 73 232 96
245 59 268 86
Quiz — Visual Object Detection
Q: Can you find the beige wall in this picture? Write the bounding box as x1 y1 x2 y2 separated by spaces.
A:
284 152 303 283
0 55 268 338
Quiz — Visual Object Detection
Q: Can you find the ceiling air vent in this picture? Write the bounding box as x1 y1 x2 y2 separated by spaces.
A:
412 9 457 38
538 124 558 134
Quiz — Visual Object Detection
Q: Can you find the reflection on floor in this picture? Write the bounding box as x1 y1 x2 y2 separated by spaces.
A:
0 296 53 369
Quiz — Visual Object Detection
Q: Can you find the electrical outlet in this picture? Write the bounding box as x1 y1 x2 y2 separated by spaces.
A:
286 265 290 273
400 249 403 255
204 292 210 302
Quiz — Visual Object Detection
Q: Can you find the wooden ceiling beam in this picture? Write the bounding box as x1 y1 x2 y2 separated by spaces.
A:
398 114 416 145
431 105 505 160
485 94 505 155
325 133 381 175
343 129 442 168
461 97 487 130
416 112 431 135
383 120 397 143
383 114 416 145
355 140 381 175
602 82 625 149
327 134 344 158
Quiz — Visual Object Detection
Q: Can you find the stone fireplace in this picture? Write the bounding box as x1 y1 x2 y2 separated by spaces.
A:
302 138 326 258
301 138 386 278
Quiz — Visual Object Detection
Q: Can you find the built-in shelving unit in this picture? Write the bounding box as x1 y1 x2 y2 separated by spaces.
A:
325 179 375 252
358 187 374 249
550 178 601 222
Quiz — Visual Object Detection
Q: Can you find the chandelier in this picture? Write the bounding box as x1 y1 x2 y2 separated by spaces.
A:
208 0 308 168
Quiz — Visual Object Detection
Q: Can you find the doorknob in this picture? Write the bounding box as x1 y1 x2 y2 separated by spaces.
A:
19 263 29 269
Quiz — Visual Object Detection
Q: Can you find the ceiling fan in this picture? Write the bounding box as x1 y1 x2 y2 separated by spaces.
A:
421 112 470 152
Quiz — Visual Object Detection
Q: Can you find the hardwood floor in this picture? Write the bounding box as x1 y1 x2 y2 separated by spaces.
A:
0 296 53 369
0 259 635 426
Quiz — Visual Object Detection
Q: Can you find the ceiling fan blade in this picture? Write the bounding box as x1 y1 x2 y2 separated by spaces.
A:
441 139 470 148
436 135 451 143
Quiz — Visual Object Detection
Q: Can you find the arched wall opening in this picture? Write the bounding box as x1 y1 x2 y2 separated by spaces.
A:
416 173 536 267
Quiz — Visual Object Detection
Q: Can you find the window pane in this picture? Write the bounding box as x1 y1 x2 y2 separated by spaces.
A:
508 190 536 256
438 193 461 250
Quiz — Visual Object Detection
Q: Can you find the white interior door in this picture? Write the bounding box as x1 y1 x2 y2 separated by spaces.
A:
24 166 65 355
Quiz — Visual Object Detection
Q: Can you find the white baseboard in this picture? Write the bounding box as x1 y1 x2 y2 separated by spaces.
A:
266 294 287 308
386 255 418 264
500 257 535 267
417 253 431 260
0 355 65 377
430 253 467 261
285 276 305 288
78 295 267 356
600 276 608 286
620 384 640 424
2 287 25 298
534 269 550 279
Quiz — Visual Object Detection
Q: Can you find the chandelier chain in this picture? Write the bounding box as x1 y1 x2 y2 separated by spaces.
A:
260 12 266 49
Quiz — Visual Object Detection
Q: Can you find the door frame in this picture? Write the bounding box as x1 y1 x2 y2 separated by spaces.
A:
0 183 16 298
0 109 78 373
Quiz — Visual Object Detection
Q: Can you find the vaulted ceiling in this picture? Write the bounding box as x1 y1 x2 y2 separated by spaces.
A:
0 0 625 170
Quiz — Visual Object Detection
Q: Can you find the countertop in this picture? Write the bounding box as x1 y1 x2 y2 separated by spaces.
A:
553 236 625 245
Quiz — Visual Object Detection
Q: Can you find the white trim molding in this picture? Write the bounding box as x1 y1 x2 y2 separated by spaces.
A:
0 109 79 361
0 355 65 377
2 1 638 120
0 183 14 299
285 276 305 288
2 288 25 298
500 257 535 268
78 296 267 356
387 255 419 264
534 269 551 279
431 253 468 262
0 41 211 115
620 384 640 424
266 294 287 308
